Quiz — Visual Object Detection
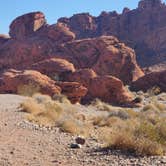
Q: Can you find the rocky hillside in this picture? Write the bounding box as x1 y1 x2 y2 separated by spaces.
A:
58 0 166 67
0 0 166 105
0 10 145 106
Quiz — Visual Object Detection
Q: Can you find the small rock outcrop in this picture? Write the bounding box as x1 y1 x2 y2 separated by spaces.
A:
87 75 133 105
56 82 88 104
64 69 97 87
9 12 46 39
130 70 166 92
0 69 61 96
31 58 75 79
36 23 75 44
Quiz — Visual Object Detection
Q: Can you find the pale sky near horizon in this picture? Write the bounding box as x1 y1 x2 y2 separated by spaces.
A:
0 0 165 34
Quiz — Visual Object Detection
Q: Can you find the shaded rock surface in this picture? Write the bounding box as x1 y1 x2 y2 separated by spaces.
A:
56 36 144 84
56 82 88 104
64 69 133 105
9 11 46 39
85 75 133 105
31 58 75 79
130 70 166 92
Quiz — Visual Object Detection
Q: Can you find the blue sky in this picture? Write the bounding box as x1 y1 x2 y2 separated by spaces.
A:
0 0 164 34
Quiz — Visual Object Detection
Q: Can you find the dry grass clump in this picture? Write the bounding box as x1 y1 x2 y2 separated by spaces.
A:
90 99 121 112
147 86 161 96
101 118 166 155
21 93 166 156
142 101 166 113
99 108 166 156
21 94 91 136
90 98 166 155
21 94 63 126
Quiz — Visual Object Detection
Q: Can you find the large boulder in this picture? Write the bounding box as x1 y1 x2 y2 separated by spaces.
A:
63 69 133 105
56 36 144 84
0 69 61 96
36 23 75 44
63 68 97 87
130 70 166 92
0 37 54 70
86 75 133 105
9 12 46 39
31 58 75 79
56 82 88 104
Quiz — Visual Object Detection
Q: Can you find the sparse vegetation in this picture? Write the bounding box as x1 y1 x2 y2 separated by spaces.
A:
21 93 166 156
21 94 91 136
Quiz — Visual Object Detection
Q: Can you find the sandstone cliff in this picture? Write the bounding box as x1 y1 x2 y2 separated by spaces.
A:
58 0 166 67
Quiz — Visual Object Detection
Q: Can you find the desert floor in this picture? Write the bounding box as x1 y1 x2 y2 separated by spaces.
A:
0 94 166 166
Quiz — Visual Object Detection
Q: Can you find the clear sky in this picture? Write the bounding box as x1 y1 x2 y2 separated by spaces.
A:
0 0 164 34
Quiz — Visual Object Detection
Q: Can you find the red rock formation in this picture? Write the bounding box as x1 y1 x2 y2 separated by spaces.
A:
31 58 75 79
57 36 144 84
9 12 46 39
0 37 54 70
0 69 88 104
36 23 75 44
56 82 88 104
87 75 133 105
130 70 166 92
63 69 133 105
0 69 61 96
63 68 97 87
0 14 76 71
58 0 166 67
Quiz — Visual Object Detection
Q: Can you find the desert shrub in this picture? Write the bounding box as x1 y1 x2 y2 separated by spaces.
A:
141 100 166 113
20 93 166 156
147 86 161 96
21 94 91 136
21 94 63 126
101 115 166 156
90 99 119 112
59 119 90 136
53 94 71 104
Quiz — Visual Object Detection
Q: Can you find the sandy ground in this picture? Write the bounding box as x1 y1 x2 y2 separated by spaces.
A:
0 94 166 166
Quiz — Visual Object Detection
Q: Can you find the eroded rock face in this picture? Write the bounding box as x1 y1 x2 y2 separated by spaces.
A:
0 14 76 71
87 75 133 105
63 69 133 105
56 82 88 104
0 69 61 96
58 0 166 67
57 36 144 84
130 70 166 92
0 37 54 70
31 58 75 79
63 68 97 87
36 23 75 44
9 12 46 39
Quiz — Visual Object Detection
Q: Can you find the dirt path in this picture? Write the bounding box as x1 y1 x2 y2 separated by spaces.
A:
0 94 166 166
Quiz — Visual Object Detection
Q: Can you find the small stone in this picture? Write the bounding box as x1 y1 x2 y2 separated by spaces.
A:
70 143 82 149
75 136 85 145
